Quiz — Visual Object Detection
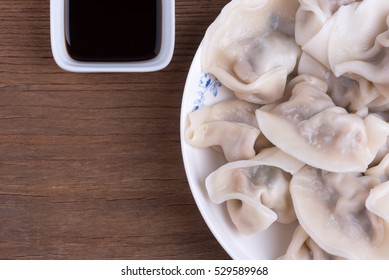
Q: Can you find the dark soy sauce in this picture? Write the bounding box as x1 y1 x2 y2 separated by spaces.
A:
65 0 162 62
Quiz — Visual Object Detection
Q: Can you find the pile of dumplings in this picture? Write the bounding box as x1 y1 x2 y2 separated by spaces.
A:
184 0 389 259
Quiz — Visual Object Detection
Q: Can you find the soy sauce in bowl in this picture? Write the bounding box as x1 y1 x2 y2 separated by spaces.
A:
65 0 162 62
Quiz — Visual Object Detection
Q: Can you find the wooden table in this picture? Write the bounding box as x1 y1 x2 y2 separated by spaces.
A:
0 0 231 259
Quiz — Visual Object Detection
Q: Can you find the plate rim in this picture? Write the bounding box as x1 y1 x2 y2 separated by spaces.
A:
180 46 238 259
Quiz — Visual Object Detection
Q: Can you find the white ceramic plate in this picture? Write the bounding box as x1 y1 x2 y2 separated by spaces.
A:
180 46 297 260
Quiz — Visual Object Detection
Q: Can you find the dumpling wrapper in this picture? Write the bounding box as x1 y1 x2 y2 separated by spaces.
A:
298 52 385 113
295 0 359 47
366 181 389 222
206 147 304 234
186 98 261 129
185 99 262 161
366 153 389 183
302 0 389 99
201 0 301 104
256 75 389 172
279 225 344 260
290 166 389 259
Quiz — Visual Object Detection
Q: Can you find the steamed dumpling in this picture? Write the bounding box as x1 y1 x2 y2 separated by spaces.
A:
301 0 389 98
201 0 301 104
205 147 304 234
366 153 389 182
298 52 384 113
290 165 389 259
185 99 262 161
186 98 261 128
366 181 389 222
279 225 343 260
370 136 389 167
256 75 389 172
295 0 359 46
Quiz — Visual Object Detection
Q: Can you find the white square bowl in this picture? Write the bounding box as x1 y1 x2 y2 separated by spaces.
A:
50 0 175 73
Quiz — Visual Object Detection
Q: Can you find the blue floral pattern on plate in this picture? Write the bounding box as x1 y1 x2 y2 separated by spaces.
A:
192 73 222 111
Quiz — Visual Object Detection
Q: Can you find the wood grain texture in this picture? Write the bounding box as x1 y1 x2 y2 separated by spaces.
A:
0 0 231 259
